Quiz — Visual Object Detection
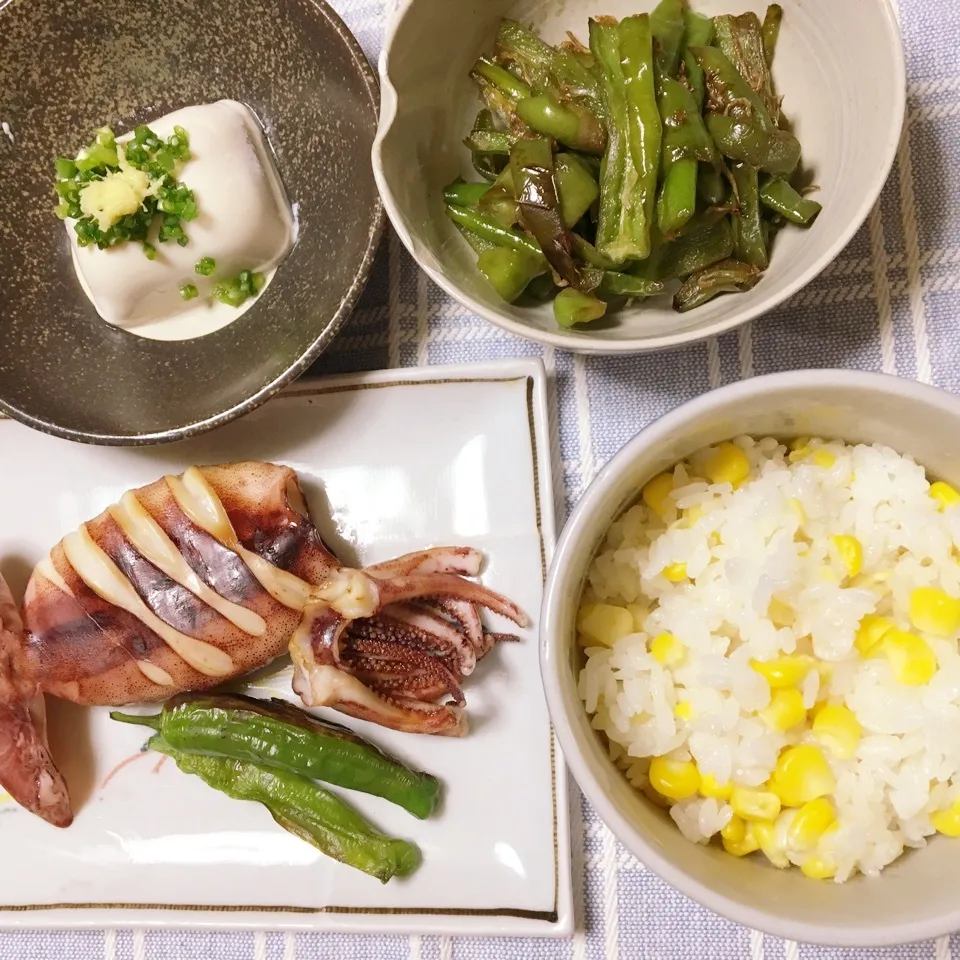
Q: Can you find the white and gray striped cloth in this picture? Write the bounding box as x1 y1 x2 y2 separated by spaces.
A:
8 0 959 957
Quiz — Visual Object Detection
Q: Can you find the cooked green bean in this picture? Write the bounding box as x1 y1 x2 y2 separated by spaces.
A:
554 153 600 228
730 162 768 268
471 56 532 102
478 182 519 229
681 12 714 109
650 0 686 79
762 5 784 68
467 110 508 182
599 272 665 299
496 18 603 103
759 177 822 225
705 113 800 177
657 213 735 280
691 45 775 131
477 247 546 302
657 75 716 235
464 130 513 155
444 181 491 208
554 288 607 327
590 17 647 262
673 258 763 311
621 14 663 247
698 164 727 206
516 95 606 154
445 204 543 257
713 14 778 122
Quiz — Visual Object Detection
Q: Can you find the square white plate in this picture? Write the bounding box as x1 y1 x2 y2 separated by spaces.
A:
0 357 571 937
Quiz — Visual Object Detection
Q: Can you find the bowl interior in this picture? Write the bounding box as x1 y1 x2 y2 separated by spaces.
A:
377 0 903 352
543 373 960 946
0 0 382 444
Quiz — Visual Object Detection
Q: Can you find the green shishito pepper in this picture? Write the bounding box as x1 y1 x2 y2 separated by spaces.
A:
111 692 441 820
147 736 421 884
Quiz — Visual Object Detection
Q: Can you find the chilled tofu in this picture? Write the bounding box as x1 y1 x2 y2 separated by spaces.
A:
68 100 294 341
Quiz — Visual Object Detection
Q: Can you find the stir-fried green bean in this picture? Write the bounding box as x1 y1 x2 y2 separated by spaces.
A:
759 177 822 225
449 3 823 327
762 5 783 68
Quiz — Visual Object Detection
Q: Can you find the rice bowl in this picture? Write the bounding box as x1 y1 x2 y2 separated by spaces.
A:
577 434 960 883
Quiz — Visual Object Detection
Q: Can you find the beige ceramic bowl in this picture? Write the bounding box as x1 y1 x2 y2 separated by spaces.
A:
540 371 960 947
373 0 904 355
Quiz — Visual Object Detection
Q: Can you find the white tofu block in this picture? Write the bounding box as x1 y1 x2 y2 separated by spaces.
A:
68 100 294 341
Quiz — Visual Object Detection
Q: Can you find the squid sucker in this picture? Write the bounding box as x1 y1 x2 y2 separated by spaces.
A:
1 461 528 827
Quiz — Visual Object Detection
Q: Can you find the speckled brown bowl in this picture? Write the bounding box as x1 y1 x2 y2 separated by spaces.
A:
0 0 383 445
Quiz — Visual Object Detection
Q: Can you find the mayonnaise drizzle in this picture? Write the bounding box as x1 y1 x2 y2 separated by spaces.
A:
165 467 315 611
61 524 235 677
36 554 74 597
136 660 175 686
109 490 266 637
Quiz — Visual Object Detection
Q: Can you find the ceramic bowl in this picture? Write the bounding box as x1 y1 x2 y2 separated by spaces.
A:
373 0 905 355
540 370 960 947
0 0 383 445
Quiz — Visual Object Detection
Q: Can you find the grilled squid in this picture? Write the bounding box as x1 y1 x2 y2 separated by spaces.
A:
4 461 528 826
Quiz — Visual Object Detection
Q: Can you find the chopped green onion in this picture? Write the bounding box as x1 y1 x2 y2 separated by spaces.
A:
55 158 77 180
195 256 216 276
143 243 157 261
54 121 197 252
180 283 199 301
213 268 266 307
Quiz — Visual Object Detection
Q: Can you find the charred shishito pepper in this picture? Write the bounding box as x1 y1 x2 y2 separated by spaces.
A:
111 692 442 819
147 736 421 884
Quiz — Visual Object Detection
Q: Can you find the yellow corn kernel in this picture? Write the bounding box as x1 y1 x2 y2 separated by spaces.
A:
642 782 672 809
909 586 960 638
930 799 960 837
704 442 751 487
626 603 649 632
788 498 806 522
759 688 807 732
930 481 960 511
684 504 705 526
767 598 796 627
788 798 837 851
831 535 863 578
663 562 689 583
578 604 634 647
721 815 746 844
811 450 836 469
722 817 760 857
814 660 835 684
882 629 938 686
699 774 733 801
642 473 675 519
651 633 686 666
750 821 789 868
648 757 700 802
812 704 862 760
771 745 836 808
801 856 838 880
818 565 840 584
674 701 695 721
855 614 895 657
750 655 812 688
788 438 811 462
730 786 781 822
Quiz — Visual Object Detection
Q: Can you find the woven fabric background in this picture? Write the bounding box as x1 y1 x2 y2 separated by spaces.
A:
6 0 959 957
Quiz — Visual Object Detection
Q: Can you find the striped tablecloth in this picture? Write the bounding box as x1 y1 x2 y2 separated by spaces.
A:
8 0 959 957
